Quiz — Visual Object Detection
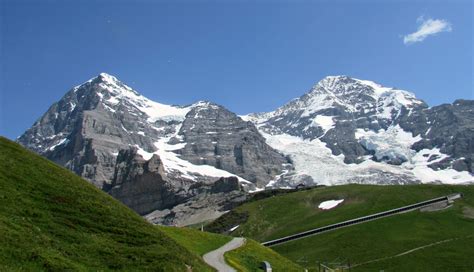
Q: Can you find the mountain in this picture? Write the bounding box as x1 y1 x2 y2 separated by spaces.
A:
17 73 473 225
17 73 288 225
0 137 212 271
244 76 473 187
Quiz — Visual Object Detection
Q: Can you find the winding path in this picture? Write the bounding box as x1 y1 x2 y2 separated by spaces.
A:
203 237 246 272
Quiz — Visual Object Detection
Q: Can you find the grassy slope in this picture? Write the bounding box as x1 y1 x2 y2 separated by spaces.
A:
0 137 211 271
158 225 232 256
159 226 303 271
225 239 303 272
220 184 474 271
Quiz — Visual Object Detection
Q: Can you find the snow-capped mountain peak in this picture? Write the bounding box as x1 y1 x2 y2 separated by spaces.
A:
16 73 474 225
312 75 423 110
98 72 119 82
18 73 287 188
245 75 472 187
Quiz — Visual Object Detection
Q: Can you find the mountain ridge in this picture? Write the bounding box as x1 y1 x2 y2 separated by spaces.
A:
16 73 473 225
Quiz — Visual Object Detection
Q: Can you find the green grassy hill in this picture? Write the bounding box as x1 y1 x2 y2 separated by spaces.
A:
158 225 303 271
210 184 474 271
0 137 211 271
159 225 233 256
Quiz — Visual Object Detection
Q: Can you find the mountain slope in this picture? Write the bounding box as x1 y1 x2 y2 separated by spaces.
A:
18 73 285 189
0 137 211 271
245 76 473 187
210 184 474 271
17 73 288 225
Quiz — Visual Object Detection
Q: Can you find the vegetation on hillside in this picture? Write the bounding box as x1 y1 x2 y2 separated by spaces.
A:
212 184 474 271
0 137 211 271
158 225 232 256
225 239 303 272
159 225 303 271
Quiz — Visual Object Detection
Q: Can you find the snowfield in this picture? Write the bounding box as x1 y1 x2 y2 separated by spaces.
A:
260 131 473 186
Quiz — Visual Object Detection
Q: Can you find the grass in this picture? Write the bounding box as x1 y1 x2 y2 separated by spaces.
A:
158 226 304 271
0 137 211 271
225 239 303 272
212 184 474 271
158 225 232 256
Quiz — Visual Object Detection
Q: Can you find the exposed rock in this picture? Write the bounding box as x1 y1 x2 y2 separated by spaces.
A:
17 73 281 225
177 103 288 187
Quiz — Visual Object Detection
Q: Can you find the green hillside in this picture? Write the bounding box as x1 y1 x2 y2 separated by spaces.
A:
224 239 303 272
158 226 303 271
0 137 211 271
158 225 232 256
211 184 474 271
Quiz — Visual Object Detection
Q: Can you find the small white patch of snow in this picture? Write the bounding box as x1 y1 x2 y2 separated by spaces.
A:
318 199 344 210
48 138 69 151
136 146 154 160
249 186 265 193
229 225 240 232
425 127 432 135
311 115 335 134
69 102 76 111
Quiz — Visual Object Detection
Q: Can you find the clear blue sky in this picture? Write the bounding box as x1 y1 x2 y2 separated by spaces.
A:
1 0 472 139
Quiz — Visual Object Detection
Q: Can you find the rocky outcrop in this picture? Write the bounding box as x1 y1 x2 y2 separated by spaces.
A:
176 103 288 187
145 177 247 226
106 148 189 215
408 100 474 172
105 147 247 222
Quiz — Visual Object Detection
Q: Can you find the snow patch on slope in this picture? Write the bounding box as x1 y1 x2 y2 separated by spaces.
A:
356 125 422 163
311 115 335 134
152 137 251 183
261 131 472 186
48 138 69 151
319 199 344 210
95 73 193 122
405 148 473 184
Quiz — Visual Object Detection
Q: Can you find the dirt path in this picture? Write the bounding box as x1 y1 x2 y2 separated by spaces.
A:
203 237 245 272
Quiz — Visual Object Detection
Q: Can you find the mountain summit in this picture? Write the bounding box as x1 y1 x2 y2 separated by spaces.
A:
245 75 473 187
17 73 288 225
18 73 473 225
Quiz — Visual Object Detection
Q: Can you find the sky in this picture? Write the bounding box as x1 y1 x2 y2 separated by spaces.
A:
1 0 473 139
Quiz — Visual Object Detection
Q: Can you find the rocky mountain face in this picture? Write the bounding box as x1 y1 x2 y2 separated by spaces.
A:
17 73 473 224
17 73 287 225
245 76 473 187
176 103 287 187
